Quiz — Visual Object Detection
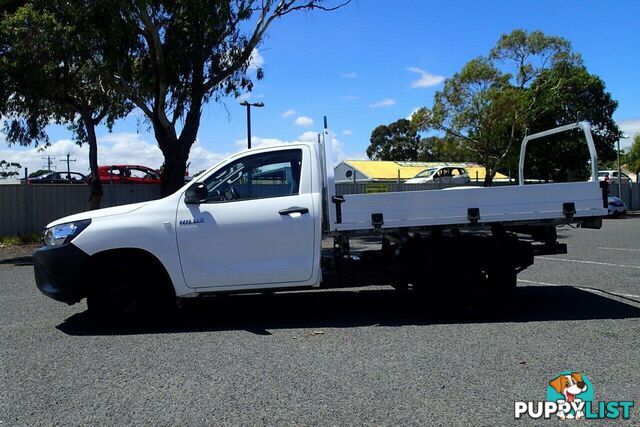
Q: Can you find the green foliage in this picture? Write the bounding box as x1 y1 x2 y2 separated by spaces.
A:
0 1 130 147
87 0 347 195
627 134 640 175
1 1 347 197
522 63 619 181
418 136 472 162
0 233 41 247
367 119 420 161
0 159 21 179
0 0 134 207
413 29 621 185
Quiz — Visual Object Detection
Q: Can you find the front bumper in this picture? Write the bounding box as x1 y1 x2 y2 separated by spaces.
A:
33 243 89 304
608 205 626 215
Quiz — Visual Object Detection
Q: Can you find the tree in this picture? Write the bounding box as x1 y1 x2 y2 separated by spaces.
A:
367 119 421 161
627 134 640 177
414 29 621 185
413 57 527 185
522 63 620 182
418 136 471 162
0 160 21 179
0 1 131 209
91 0 348 195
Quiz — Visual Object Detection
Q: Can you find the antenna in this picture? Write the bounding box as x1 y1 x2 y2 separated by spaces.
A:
42 155 56 171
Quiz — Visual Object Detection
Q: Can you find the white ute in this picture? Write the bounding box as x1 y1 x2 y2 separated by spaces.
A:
34 121 607 321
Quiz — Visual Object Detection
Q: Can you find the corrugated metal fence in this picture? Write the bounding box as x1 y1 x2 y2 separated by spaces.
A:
1 181 638 237
0 184 160 236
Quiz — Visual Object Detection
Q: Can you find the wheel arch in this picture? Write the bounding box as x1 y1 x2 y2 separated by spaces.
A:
81 247 176 298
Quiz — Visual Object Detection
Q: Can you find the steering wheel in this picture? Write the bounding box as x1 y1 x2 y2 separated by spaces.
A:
224 187 241 201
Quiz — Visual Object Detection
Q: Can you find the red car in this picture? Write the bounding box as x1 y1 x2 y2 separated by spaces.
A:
98 165 161 184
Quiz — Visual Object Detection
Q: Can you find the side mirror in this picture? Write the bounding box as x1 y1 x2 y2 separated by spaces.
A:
184 182 208 204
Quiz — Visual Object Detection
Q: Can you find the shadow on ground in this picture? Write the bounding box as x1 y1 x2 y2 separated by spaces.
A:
57 285 640 336
0 255 33 266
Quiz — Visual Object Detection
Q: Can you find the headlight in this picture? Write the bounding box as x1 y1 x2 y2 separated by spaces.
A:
43 220 91 246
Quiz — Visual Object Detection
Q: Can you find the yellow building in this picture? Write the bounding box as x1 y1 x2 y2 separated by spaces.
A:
334 160 509 183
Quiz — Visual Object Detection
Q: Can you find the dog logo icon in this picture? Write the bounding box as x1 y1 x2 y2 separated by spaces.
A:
547 372 593 420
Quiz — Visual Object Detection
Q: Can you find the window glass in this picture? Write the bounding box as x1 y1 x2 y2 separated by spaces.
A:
416 168 436 178
129 168 159 179
202 149 302 202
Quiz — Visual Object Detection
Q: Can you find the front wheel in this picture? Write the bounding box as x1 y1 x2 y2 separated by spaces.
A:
87 263 175 326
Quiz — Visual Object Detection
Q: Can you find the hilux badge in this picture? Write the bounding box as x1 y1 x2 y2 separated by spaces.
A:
179 218 205 225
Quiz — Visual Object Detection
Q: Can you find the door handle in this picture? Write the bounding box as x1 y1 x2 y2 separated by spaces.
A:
279 206 309 215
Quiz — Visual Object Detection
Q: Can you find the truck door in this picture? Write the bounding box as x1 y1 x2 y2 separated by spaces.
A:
175 147 317 289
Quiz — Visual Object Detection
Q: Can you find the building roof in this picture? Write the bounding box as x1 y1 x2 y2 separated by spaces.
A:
341 160 509 181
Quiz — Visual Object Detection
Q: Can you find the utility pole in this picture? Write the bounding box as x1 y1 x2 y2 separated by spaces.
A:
41 155 56 171
60 153 76 177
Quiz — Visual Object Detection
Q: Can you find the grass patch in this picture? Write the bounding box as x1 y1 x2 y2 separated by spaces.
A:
0 233 41 247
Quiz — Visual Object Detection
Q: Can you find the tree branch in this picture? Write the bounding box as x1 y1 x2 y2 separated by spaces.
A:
133 1 172 132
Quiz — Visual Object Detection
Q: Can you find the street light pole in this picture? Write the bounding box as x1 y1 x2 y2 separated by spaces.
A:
240 101 264 149
618 133 629 198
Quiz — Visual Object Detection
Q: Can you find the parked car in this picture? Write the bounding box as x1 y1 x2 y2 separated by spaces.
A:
97 165 160 184
598 170 632 184
405 166 470 184
21 171 87 184
607 195 627 217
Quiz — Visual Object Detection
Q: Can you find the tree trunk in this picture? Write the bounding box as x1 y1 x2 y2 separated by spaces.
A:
160 143 191 196
85 119 103 210
155 101 202 196
483 166 495 187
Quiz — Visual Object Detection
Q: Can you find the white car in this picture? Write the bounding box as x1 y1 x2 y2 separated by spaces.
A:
405 166 470 184
598 170 632 184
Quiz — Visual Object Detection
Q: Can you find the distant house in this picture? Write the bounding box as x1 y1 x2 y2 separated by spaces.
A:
334 160 510 183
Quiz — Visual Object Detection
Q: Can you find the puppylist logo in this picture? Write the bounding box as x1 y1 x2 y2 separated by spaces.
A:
514 371 634 420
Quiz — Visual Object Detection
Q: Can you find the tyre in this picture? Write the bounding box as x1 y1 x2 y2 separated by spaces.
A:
87 259 175 327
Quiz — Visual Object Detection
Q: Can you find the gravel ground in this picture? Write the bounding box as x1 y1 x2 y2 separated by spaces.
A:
1 218 639 426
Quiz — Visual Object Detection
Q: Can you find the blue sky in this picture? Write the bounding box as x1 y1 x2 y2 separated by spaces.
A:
2 0 639 175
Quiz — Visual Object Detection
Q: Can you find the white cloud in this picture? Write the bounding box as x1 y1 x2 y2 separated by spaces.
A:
342 129 352 136
341 95 359 101
369 98 396 108
233 131 366 165
407 67 445 88
248 49 264 70
341 72 357 78
236 92 251 102
0 128 368 183
294 116 314 127
298 131 320 142
618 118 640 149
281 109 296 118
